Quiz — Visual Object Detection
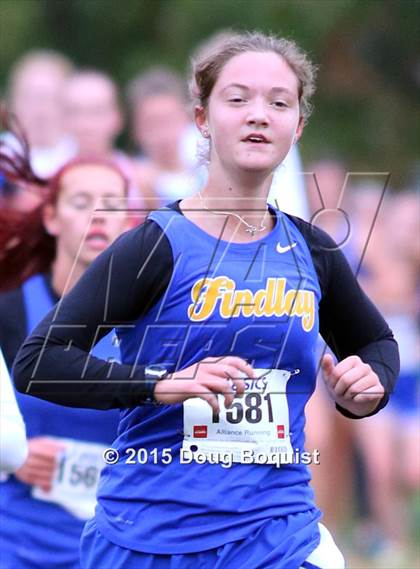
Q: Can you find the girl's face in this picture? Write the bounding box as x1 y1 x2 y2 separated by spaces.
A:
44 163 128 267
199 51 303 178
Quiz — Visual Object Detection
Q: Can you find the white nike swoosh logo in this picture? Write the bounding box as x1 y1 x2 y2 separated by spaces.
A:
276 241 297 254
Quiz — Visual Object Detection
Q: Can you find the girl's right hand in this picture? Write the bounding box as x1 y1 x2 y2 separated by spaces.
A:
153 356 255 413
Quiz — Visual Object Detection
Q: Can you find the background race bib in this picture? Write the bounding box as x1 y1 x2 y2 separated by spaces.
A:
32 438 106 520
182 368 298 463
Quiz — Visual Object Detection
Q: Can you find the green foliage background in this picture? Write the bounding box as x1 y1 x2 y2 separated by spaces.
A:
1 0 419 188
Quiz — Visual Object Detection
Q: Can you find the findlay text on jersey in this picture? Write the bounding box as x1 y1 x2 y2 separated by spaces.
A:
188 276 315 332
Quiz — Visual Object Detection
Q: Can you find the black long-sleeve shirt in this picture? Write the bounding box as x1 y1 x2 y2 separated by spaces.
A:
12 202 399 417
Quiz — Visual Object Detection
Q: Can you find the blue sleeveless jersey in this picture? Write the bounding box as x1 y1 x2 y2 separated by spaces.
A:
0 274 121 568
95 207 322 554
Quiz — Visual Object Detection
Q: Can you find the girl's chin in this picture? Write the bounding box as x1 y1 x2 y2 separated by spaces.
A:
234 153 285 173
236 160 278 174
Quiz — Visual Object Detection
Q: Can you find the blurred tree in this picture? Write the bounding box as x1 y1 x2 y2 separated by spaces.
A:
0 0 418 187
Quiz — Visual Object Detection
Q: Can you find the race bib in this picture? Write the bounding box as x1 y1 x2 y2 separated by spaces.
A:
32 438 106 520
182 368 299 464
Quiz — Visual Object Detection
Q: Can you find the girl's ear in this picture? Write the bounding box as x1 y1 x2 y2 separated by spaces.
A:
194 105 208 136
293 116 305 144
42 204 60 237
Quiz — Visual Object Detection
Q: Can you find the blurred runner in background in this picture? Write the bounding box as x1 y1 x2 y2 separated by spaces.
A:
127 66 201 207
6 50 76 181
352 188 420 566
0 117 129 568
64 69 152 224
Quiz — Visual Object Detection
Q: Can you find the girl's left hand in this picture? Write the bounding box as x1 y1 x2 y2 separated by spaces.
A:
321 354 385 417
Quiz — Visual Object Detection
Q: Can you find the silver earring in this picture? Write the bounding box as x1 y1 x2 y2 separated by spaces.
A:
202 129 209 138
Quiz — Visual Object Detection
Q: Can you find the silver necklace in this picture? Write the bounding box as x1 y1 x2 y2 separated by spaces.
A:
198 191 269 237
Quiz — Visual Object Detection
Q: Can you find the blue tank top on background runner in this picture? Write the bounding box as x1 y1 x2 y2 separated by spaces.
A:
0 274 121 568
95 206 323 554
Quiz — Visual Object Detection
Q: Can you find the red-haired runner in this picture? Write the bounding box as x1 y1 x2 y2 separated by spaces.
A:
0 107 130 569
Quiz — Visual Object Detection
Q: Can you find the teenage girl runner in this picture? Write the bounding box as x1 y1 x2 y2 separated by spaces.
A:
14 32 399 569
0 122 129 568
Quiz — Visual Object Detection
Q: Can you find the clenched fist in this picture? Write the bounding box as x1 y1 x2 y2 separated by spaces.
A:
321 354 385 417
154 356 255 413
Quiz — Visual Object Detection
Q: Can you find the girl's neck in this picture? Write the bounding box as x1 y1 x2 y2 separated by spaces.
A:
180 171 275 243
201 166 273 211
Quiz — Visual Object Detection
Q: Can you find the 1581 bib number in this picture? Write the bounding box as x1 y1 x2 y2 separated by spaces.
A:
183 368 299 463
